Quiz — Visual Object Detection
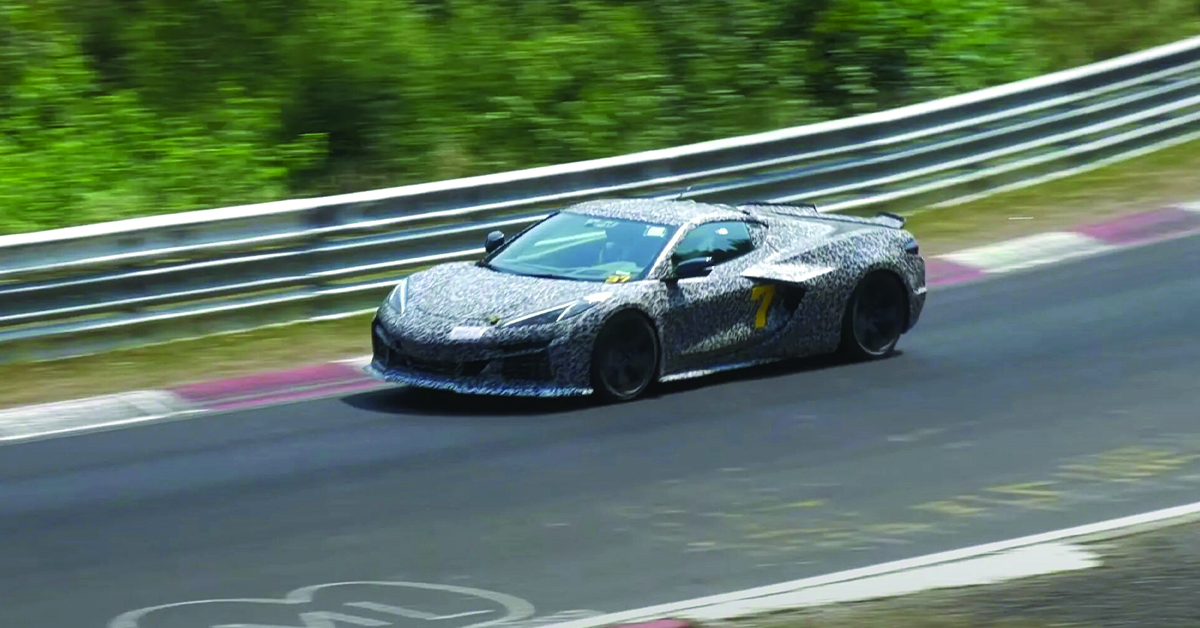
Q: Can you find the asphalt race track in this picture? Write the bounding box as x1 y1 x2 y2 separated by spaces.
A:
2 234 1200 628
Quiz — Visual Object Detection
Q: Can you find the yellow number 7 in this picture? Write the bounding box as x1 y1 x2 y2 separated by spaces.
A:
751 285 776 328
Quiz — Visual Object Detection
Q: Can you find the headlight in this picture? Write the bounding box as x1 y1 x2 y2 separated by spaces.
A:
387 278 408 314
502 293 611 328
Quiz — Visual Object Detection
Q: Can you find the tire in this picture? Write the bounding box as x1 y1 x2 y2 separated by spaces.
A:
839 272 907 361
590 311 659 402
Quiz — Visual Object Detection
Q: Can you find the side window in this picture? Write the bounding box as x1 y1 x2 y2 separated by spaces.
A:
672 221 755 267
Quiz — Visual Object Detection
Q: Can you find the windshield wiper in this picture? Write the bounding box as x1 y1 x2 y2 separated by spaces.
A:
515 269 594 281
484 263 594 281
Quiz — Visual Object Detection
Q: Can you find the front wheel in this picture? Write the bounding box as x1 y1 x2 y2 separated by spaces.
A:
839 272 907 360
591 311 659 402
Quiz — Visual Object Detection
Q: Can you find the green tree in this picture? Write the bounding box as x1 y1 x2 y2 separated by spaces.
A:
0 3 324 232
0 0 1194 234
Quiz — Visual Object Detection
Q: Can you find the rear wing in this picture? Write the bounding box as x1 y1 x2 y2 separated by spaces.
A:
873 212 906 229
735 201 820 218
737 201 906 229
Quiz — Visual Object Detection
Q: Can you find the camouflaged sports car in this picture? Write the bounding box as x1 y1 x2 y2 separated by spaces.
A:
367 198 926 401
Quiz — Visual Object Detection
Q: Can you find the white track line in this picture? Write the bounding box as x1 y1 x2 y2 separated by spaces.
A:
540 500 1200 628
681 542 1101 620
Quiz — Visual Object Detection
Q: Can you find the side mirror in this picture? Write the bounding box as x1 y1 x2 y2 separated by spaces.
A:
670 257 714 281
484 230 506 254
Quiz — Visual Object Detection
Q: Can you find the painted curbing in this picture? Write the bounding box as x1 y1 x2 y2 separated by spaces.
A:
0 390 199 444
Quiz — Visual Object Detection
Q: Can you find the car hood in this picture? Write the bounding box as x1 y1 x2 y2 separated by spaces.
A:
404 262 620 325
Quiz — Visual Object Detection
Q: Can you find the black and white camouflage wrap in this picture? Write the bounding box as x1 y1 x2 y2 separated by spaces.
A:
367 199 926 396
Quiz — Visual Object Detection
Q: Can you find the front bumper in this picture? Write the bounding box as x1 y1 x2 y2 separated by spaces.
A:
364 362 591 397
367 315 593 397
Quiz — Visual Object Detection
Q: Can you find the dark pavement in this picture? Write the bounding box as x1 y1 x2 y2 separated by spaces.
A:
2 234 1199 628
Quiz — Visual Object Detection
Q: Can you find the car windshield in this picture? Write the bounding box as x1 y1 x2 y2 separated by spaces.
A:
486 211 679 282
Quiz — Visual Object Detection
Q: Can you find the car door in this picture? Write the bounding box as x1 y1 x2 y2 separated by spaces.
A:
661 220 782 369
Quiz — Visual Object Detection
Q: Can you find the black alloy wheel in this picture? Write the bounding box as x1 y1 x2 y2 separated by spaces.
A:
840 272 907 360
591 311 659 402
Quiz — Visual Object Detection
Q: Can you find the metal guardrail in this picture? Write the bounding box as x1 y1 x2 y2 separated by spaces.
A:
4 36 1200 363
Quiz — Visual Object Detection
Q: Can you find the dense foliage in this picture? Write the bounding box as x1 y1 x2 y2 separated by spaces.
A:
1 0 1197 233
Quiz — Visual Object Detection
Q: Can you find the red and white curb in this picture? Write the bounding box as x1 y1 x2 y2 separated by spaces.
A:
926 203 1200 285
3 203 1200 444
171 356 380 412
551 500 1200 628
0 357 382 444
0 390 199 444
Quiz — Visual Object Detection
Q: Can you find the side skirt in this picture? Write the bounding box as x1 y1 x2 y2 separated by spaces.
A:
658 357 791 384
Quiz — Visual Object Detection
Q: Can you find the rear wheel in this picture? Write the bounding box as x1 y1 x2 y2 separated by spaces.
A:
591 311 659 402
839 272 907 360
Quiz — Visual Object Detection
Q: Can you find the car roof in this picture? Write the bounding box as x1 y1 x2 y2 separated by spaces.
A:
565 198 750 227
